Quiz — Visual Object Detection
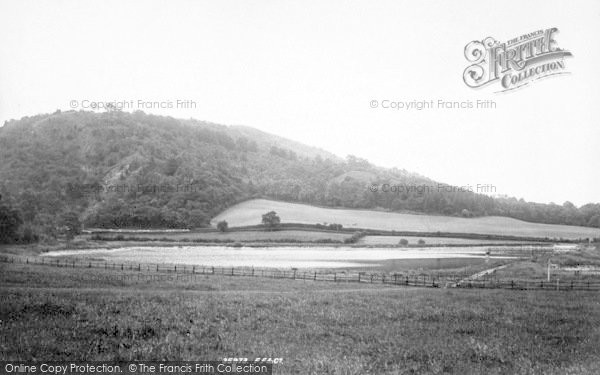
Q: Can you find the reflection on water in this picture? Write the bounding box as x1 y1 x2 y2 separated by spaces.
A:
41 246 515 269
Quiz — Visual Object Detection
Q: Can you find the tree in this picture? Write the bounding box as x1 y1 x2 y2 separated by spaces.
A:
60 211 82 240
261 211 281 229
0 198 23 244
417 239 426 246
164 157 179 176
217 220 228 232
588 214 600 229
399 238 409 246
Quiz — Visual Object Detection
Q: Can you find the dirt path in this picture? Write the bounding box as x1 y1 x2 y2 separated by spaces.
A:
448 264 509 287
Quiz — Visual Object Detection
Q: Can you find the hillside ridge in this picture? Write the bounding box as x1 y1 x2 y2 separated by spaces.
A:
0 110 599 240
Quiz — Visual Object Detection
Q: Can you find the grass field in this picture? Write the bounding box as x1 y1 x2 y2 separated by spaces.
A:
2 262 600 374
358 235 531 246
212 199 600 240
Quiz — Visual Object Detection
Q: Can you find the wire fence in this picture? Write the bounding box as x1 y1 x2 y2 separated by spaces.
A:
2 255 600 291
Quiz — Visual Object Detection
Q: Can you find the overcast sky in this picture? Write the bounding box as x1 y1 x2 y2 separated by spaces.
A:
1 0 599 206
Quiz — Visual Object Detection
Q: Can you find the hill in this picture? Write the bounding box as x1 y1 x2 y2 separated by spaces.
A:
229 125 340 161
211 199 600 240
0 110 599 241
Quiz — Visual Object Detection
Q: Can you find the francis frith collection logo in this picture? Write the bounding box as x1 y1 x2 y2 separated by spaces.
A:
463 28 572 92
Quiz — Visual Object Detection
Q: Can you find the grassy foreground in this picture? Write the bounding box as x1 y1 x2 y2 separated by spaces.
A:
2 263 600 374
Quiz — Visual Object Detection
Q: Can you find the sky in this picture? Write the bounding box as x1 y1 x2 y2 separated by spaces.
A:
1 0 599 206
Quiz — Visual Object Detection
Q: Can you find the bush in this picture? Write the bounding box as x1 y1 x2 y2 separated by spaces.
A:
399 238 409 246
344 231 365 244
417 239 426 246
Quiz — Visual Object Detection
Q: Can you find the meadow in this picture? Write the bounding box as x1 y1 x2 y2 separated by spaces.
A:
212 199 600 240
358 235 529 246
2 262 600 374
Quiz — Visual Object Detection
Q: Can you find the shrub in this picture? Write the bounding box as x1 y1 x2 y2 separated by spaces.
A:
344 231 365 244
328 223 343 231
399 238 409 246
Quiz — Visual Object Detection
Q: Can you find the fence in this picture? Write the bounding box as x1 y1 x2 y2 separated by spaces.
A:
2 255 600 291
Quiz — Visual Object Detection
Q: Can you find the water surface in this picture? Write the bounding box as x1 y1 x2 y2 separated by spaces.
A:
42 246 514 269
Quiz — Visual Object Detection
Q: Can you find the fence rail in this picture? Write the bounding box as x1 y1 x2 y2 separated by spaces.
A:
2 255 600 291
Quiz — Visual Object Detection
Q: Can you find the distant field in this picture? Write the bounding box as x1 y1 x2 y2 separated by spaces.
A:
2 263 600 374
86 230 351 243
359 235 531 246
213 199 600 240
